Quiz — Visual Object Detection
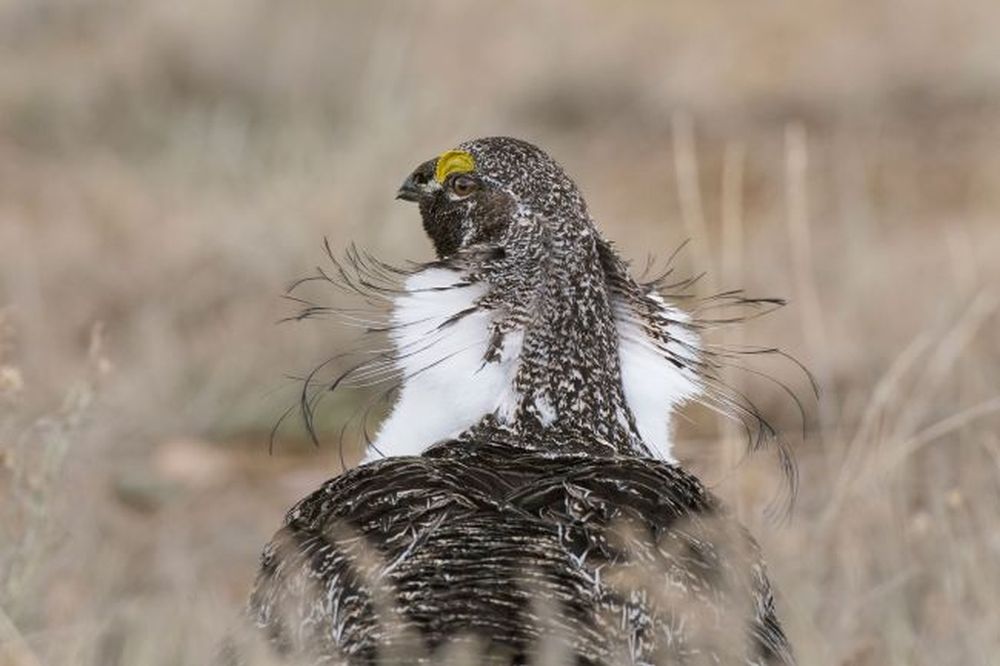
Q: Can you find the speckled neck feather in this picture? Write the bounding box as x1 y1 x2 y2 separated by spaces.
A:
364 137 708 463
249 137 800 666
465 219 644 456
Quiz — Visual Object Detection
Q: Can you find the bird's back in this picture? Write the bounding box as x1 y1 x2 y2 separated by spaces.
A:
249 439 794 665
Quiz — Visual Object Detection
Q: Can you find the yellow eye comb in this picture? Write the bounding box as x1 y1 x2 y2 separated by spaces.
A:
434 149 476 183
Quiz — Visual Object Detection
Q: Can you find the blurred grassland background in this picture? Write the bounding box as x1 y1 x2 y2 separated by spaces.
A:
2 0 1000 664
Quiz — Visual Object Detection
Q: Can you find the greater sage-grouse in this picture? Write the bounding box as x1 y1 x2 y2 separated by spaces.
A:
249 137 795 665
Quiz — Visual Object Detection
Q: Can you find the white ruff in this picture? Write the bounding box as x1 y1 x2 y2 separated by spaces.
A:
615 293 702 462
364 268 520 461
366 272 700 462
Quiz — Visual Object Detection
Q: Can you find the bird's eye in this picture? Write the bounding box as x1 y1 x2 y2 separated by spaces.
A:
450 174 478 197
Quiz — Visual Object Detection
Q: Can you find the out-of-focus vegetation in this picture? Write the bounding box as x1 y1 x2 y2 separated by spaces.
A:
1 1 999 664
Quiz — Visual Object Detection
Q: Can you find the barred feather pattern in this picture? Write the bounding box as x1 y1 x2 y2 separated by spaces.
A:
250 440 794 665
251 138 802 664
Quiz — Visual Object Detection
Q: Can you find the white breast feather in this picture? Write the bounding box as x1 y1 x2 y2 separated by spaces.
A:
364 268 520 461
367 271 699 462
615 293 702 462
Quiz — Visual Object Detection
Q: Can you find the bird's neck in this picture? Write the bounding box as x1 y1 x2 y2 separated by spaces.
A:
472 224 646 456
367 229 700 464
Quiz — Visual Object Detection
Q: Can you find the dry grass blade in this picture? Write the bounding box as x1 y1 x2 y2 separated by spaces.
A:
2 2 1000 663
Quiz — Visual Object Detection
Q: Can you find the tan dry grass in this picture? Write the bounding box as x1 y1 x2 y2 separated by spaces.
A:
2 1 1000 664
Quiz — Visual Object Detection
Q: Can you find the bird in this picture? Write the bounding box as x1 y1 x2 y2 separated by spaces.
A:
248 137 796 665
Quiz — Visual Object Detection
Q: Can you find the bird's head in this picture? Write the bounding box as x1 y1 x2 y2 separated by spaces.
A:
397 137 590 258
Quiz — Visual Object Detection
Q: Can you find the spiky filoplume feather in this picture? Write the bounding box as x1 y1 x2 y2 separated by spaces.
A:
251 137 799 664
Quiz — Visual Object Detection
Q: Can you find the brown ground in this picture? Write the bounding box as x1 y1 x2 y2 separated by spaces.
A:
2 1 1000 664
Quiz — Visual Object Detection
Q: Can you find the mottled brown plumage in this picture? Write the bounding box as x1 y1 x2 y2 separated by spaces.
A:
251 441 792 665
249 137 796 664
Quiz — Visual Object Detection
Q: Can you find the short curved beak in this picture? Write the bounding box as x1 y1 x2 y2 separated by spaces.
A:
395 158 437 203
396 174 423 202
